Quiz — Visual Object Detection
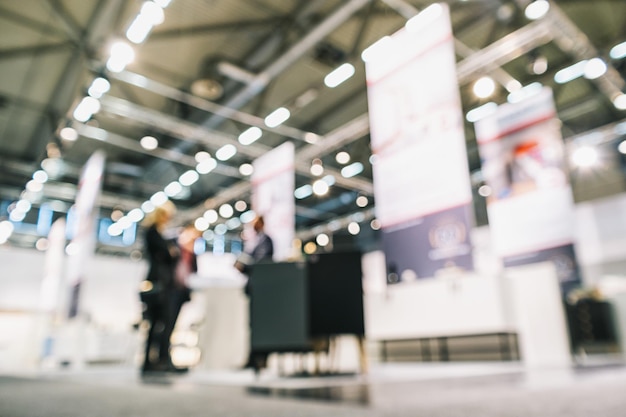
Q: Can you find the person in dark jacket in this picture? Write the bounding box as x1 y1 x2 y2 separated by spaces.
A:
140 200 184 374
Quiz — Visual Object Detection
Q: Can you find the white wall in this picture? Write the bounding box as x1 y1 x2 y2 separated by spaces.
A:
2 191 626 367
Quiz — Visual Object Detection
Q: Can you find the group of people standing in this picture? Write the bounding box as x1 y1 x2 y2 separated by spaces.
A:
139 201 273 375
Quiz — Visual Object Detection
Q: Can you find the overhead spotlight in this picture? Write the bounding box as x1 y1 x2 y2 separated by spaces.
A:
264 107 290 128
140 135 158 150
571 146 598 168
335 151 350 164
324 63 355 88
59 126 78 141
529 54 548 75
310 159 324 176
525 0 550 20
614 94 626 111
610 41 626 60
473 76 496 99
87 77 111 98
216 144 237 161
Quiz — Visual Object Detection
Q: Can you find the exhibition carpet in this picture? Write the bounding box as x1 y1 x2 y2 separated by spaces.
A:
1 360 625 416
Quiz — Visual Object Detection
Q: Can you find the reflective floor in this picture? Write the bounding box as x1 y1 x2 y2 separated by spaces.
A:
1 360 626 416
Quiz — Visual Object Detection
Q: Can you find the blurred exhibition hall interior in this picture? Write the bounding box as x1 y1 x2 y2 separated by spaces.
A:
2 0 626 416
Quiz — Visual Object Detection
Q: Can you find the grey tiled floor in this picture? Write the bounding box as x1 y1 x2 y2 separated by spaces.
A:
1 360 626 416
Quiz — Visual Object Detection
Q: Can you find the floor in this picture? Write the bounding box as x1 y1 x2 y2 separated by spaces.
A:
2 358 626 417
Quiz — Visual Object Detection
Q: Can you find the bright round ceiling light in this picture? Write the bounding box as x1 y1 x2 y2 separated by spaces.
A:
473 76 496 99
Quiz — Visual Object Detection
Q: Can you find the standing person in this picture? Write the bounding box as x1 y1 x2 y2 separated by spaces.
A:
139 200 182 374
235 215 274 371
169 223 200 361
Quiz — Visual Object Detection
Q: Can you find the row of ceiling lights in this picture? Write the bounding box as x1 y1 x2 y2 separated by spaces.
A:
99 1 366 242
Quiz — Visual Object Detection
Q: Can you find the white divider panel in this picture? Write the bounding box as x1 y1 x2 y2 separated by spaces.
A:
505 262 572 368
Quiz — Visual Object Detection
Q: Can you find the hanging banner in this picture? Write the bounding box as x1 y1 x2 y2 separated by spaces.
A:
365 3 474 283
474 87 580 293
64 151 106 318
251 141 295 261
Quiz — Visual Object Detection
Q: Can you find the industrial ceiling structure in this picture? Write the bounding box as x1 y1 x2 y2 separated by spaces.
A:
1 0 625 254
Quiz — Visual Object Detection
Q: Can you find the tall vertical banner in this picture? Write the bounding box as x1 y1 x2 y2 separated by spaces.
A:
474 87 580 294
251 141 295 261
65 150 106 318
365 3 474 283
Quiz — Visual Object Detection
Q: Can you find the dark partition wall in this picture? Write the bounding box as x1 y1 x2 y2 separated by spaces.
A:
248 252 365 355
307 251 365 337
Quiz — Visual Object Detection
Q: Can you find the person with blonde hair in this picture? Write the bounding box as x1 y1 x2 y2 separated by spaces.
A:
139 200 186 374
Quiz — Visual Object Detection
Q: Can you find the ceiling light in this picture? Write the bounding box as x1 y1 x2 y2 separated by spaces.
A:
304 241 317 255
571 146 598 168
126 15 153 45
127 208 144 223
304 132 320 144
59 127 78 141
73 96 101 122
610 41 626 60
554 60 587 84
214 224 227 235
264 107 290 128
106 41 135 73
26 180 42 193
164 181 183 197
88 77 111 98
179 170 199 186
190 78 223 100
310 161 324 176
295 184 313 199
473 76 496 99
240 210 257 224
341 162 363 178
239 163 253 176
324 63 355 88
238 127 262 145
525 0 550 20
618 140 626 154
348 222 360 235
316 233 330 247
194 217 209 231
505 79 523 93
32 170 48 183
141 200 155 213
478 185 492 197
234 200 247 212
322 175 335 186
140 135 158 150
195 151 211 162
335 151 350 164
196 158 217 174
107 223 123 237
614 94 626 110
226 218 241 230
370 219 381 230
584 58 607 79
215 144 237 161
356 196 368 207
203 209 218 223
219 203 233 218
531 55 548 75
466 102 497 123
312 180 329 196
140 1 165 25
150 191 168 206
